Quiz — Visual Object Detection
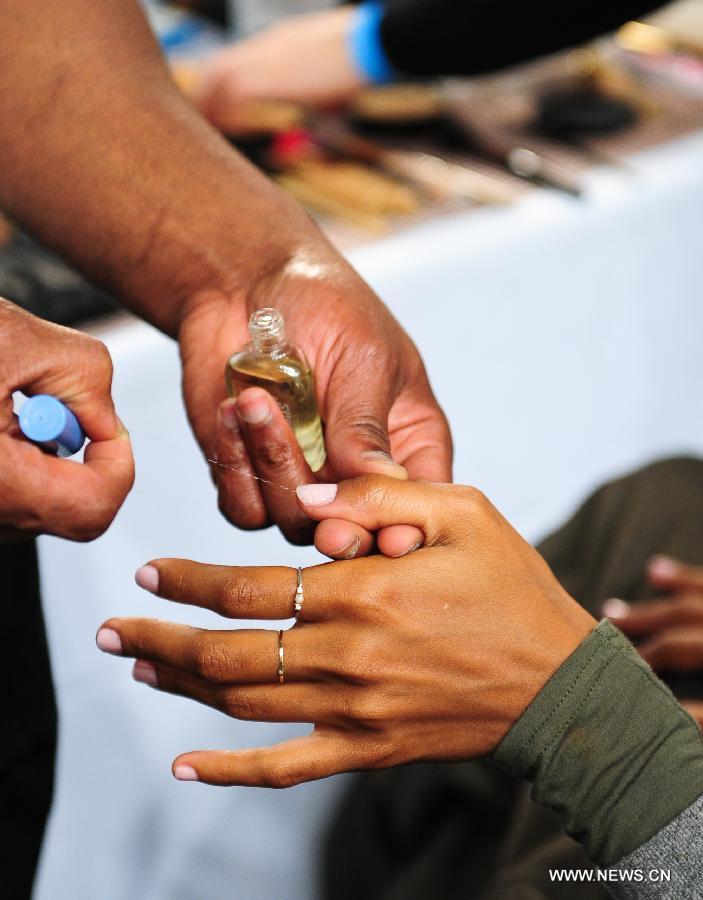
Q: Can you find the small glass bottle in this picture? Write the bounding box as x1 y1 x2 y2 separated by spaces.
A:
225 308 327 472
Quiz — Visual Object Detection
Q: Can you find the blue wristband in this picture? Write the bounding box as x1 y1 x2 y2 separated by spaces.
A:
348 2 396 85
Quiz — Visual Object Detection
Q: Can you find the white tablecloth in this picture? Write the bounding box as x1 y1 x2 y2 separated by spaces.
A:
35 129 703 899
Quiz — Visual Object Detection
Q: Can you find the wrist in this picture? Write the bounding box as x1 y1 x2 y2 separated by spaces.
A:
175 231 347 343
128 182 319 339
494 600 596 749
493 620 703 865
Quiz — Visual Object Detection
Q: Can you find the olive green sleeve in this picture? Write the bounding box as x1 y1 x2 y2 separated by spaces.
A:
492 620 703 865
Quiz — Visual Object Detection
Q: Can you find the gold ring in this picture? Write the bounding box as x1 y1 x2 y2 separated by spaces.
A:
277 629 285 684
294 566 304 617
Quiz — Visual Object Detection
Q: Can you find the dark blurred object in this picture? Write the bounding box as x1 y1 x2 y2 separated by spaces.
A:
1 540 57 900
0 222 118 327
228 133 279 172
170 0 228 27
536 86 637 136
440 108 584 198
348 84 583 198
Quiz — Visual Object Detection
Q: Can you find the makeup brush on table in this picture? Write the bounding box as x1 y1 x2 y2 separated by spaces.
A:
310 120 519 206
350 83 585 198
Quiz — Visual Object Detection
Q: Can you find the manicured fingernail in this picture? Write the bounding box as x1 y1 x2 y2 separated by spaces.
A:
236 392 271 426
219 399 239 432
603 598 630 619
649 556 678 578
296 483 338 506
133 660 158 687
341 536 362 559
135 565 159 594
96 628 122 654
174 765 199 782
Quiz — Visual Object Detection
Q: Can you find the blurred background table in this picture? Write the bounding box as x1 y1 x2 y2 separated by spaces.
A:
35 127 703 899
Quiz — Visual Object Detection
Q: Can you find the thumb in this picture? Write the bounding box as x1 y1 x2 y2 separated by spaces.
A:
323 366 396 479
296 474 455 544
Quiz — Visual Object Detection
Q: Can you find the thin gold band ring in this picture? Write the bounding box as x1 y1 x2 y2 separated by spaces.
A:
277 629 285 685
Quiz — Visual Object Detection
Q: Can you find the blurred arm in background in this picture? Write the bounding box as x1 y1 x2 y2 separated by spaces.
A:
196 0 665 125
0 0 451 552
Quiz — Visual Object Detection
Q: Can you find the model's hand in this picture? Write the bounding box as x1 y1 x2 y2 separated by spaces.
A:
195 7 363 132
98 475 595 788
0 299 134 542
178 248 452 555
605 556 703 726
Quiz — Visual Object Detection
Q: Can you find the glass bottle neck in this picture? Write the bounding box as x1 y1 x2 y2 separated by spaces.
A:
251 334 288 355
249 308 287 355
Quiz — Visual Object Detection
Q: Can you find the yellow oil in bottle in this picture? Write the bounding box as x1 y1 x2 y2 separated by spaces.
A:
225 309 326 473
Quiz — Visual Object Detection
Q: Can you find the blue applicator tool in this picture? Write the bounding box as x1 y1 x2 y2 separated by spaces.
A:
19 395 86 458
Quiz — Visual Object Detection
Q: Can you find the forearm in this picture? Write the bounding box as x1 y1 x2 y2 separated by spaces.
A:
0 0 321 335
378 0 664 77
493 620 703 895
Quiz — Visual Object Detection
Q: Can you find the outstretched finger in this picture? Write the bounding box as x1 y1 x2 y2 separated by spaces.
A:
97 618 322 683
133 660 341 724
172 731 366 787
134 558 337 621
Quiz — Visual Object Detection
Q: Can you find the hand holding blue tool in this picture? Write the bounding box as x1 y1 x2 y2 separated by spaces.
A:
0 299 134 542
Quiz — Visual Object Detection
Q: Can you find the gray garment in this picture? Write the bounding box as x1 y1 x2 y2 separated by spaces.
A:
611 794 703 899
